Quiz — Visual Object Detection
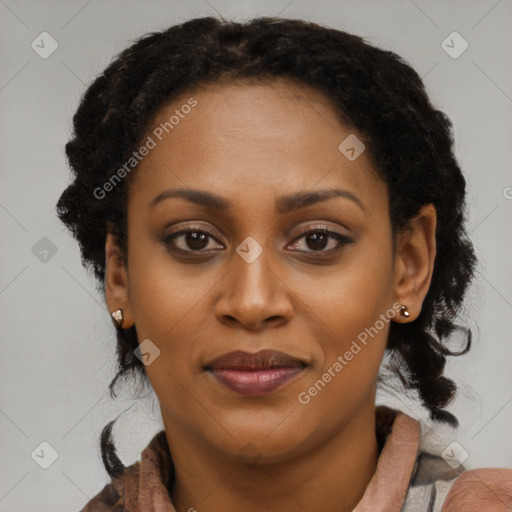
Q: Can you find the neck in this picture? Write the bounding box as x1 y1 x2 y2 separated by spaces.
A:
165 402 379 512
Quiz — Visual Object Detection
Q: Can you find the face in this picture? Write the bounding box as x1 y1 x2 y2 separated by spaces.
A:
105 78 434 463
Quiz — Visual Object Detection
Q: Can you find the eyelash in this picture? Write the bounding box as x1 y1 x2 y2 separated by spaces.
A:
161 225 353 257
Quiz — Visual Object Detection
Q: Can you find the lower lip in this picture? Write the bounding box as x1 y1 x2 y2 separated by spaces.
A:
208 367 304 396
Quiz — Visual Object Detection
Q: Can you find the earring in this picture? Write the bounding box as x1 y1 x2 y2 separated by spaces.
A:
400 305 410 318
111 308 124 329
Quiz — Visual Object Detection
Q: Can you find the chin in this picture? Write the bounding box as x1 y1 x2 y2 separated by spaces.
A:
209 420 314 465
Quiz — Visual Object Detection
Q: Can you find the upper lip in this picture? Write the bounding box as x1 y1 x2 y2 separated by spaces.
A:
204 349 307 371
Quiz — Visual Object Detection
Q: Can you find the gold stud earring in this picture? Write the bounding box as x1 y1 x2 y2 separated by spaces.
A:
111 308 124 329
400 305 410 318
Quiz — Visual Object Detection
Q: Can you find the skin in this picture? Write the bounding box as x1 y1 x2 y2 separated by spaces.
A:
104 77 436 512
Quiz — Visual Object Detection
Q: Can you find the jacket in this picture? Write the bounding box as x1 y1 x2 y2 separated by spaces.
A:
79 407 512 511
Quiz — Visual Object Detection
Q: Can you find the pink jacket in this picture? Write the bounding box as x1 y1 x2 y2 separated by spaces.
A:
79 407 512 511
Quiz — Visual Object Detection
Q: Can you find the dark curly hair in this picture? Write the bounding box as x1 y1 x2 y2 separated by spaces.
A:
56 15 477 479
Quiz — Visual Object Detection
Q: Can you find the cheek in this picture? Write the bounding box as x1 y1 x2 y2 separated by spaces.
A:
128 269 212 395
296 282 392 433
294 233 394 399
297 234 394 337
126 227 210 339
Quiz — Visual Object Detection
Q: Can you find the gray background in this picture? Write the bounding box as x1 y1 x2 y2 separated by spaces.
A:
1 0 511 510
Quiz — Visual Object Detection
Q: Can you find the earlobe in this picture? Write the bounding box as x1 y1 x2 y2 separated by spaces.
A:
393 204 437 323
104 232 134 329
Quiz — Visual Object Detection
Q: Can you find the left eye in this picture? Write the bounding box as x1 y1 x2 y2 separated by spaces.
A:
288 229 352 253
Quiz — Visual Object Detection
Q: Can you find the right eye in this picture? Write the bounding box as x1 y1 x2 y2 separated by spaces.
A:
161 228 225 253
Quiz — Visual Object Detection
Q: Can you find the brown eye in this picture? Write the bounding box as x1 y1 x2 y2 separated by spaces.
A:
288 228 353 254
304 231 329 251
163 229 224 252
181 231 209 250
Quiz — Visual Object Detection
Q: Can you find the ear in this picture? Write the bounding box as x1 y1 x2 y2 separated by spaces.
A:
392 204 436 323
105 231 134 330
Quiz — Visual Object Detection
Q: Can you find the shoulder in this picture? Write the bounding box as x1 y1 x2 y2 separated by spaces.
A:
78 483 123 512
404 451 512 512
77 430 171 512
78 461 141 512
441 467 512 511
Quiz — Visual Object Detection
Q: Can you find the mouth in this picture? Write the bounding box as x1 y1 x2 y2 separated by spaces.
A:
204 349 308 396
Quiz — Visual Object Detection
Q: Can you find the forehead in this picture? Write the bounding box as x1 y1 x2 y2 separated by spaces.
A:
128 78 386 214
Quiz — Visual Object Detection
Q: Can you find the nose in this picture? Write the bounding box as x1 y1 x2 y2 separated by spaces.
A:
214 249 294 331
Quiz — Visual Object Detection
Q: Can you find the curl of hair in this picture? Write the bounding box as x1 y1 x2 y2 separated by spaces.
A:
56 16 477 478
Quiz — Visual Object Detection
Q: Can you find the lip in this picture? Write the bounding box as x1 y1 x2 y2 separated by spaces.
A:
204 349 307 396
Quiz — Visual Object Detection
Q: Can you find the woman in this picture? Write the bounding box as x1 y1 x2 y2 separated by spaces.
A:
56 15 512 512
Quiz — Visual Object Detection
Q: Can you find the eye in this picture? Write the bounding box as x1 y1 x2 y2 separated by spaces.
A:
161 225 353 256
287 227 353 254
162 227 224 253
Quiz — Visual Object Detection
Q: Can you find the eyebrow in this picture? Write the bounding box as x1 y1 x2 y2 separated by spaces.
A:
149 187 367 215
